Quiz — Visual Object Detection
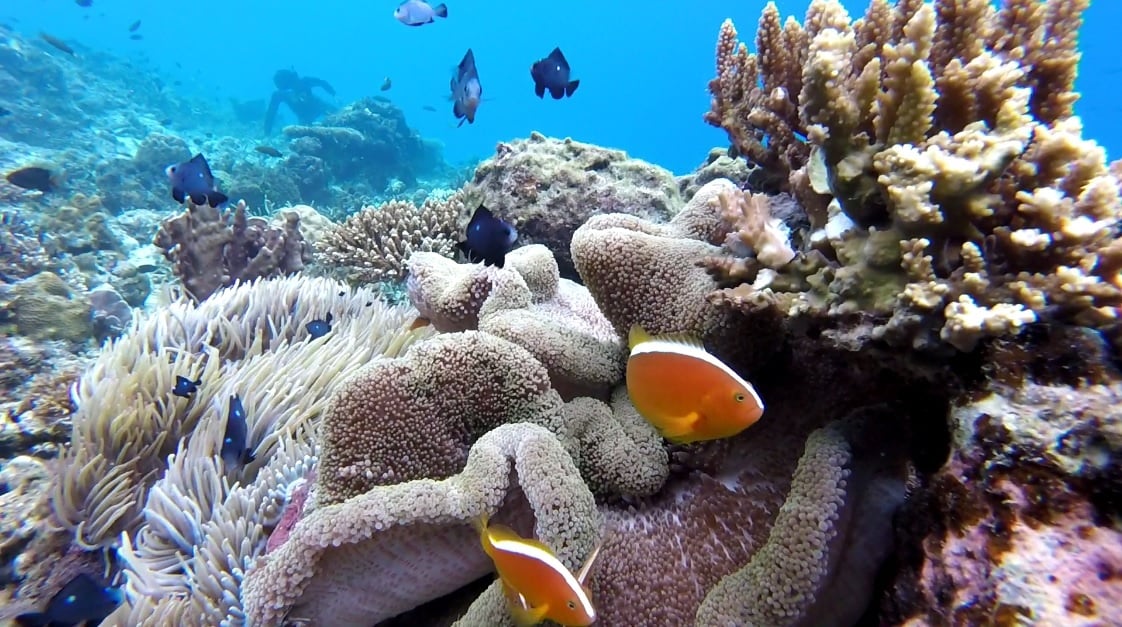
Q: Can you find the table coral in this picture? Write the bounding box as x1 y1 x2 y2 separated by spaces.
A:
153 199 313 302
705 0 1121 353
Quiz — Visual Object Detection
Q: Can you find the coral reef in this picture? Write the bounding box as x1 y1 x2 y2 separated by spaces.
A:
153 199 312 302
315 191 467 285
465 132 683 279
6 275 428 624
705 0 1120 354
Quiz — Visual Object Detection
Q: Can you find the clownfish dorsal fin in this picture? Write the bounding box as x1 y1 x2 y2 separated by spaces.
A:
489 523 557 555
627 324 651 350
575 537 604 586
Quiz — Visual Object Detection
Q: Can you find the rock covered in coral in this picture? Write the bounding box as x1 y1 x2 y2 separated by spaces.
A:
153 199 312 301
2 272 91 342
284 97 447 194
466 132 683 280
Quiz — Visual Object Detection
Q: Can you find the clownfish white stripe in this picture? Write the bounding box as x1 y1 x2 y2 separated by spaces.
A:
629 339 764 409
491 537 596 618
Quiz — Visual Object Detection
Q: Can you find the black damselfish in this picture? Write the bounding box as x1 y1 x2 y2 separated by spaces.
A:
221 395 255 467
306 312 333 339
456 205 517 268
172 375 202 398
166 153 228 207
15 573 122 626
530 47 580 99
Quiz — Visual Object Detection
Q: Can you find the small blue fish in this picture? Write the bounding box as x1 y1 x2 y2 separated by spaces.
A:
457 205 517 268
306 313 333 339
172 375 202 398
451 49 482 127
531 47 580 100
394 0 447 26
166 153 228 208
221 395 255 467
14 573 122 626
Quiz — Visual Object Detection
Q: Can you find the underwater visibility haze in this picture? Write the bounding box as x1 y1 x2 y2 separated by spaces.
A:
1 0 1122 625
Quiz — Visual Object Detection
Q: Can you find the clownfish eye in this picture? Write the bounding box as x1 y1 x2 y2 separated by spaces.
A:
567 601 577 609
734 392 746 403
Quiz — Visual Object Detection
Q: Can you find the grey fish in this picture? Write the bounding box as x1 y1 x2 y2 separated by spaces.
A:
166 153 228 207
451 48 481 127
531 47 580 99
394 0 447 26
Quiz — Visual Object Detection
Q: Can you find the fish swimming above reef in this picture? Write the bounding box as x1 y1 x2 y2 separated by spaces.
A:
5 167 57 193
39 32 75 56
255 145 282 158
394 0 447 26
129 34 143 41
172 375 201 399
474 515 601 626
530 47 580 100
450 48 482 127
457 205 517 268
75 0 92 6
626 325 764 444
380 76 392 91
166 153 229 207
221 395 255 467
306 312 333 339
14 573 122 626
128 19 141 32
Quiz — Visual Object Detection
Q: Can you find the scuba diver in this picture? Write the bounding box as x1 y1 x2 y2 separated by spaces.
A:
264 69 336 134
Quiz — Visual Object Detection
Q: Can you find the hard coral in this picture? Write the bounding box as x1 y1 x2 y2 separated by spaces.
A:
153 199 312 302
706 0 1121 353
316 190 466 285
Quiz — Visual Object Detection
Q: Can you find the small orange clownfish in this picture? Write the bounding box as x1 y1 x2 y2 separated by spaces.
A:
473 515 601 626
625 325 764 444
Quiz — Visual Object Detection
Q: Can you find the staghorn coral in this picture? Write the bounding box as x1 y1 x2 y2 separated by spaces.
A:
315 190 466 284
16 276 427 624
406 244 624 400
705 0 1121 354
153 199 313 302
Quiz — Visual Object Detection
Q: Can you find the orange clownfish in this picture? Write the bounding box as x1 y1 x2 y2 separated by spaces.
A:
474 516 602 626
625 325 764 444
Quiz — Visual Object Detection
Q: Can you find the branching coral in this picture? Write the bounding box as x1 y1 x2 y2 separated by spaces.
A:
315 190 467 284
705 0 1120 353
25 276 427 624
153 200 313 302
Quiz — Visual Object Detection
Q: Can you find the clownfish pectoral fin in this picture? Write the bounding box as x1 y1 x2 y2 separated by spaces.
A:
501 579 530 611
658 412 702 442
509 602 550 626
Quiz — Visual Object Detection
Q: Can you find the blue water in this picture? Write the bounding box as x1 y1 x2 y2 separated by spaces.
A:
2 0 1118 175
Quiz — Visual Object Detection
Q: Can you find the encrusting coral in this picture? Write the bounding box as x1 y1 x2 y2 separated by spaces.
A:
315 190 467 285
153 199 313 302
13 275 428 624
705 0 1122 353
